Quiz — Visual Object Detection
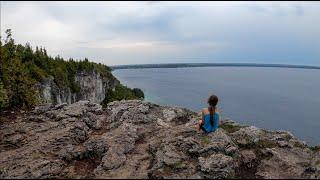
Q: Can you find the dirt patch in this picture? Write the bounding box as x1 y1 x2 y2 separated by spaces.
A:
0 110 26 125
235 156 260 179
66 155 102 178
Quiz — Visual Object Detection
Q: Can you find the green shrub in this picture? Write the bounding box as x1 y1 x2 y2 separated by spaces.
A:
220 123 243 133
132 88 144 99
310 145 320 152
293 141 307 148
101 84 144 107
169 161 187 170
0 81 9 110
236 135 277 149
200 135 210 145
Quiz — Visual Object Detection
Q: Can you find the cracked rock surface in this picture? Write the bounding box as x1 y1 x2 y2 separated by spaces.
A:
0 100 319 179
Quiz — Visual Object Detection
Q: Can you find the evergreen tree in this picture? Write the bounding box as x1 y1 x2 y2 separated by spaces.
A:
0 81 9 110
132 88 144 99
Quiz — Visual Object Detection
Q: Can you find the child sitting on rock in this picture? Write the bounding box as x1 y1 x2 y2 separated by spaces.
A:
196 94 222 133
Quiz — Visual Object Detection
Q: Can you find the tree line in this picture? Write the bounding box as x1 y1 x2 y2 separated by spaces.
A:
0 29 144 111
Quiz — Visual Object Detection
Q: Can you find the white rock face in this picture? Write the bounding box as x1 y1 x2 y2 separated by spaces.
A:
74 71 106 103
37 70 118 105
42 80 52 103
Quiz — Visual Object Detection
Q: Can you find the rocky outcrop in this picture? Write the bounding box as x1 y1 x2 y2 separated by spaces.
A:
36 70 119 104
0 100 319 179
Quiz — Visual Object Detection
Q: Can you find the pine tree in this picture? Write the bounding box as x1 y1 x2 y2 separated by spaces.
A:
0 81 9 110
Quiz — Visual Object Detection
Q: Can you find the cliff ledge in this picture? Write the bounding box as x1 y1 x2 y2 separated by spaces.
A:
0 100 319 179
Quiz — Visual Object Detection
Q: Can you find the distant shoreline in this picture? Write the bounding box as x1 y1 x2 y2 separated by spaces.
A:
111 63 320 70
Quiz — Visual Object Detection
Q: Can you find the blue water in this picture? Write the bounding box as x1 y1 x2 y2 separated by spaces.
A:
113 67 320 145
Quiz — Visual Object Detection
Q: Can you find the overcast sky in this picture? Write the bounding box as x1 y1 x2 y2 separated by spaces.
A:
1 1 320 66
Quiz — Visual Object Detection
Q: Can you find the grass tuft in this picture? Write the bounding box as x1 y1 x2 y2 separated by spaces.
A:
220 123 243 134
199 135 210 145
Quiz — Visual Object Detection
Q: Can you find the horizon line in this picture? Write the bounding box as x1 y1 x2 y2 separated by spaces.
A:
110 62 320 70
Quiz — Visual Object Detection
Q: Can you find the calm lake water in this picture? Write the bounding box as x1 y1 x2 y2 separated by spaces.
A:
113 67 320 145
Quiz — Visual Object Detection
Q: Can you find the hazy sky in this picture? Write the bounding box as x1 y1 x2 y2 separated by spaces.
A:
1 1 320 66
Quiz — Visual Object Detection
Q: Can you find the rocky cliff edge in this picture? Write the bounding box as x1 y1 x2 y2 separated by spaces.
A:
0 100 319 179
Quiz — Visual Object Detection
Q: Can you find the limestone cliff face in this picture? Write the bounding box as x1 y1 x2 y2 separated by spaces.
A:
0 100 319 179
36 70 119 104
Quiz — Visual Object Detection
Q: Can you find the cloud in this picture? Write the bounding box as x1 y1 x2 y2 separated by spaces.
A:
1 1 320 65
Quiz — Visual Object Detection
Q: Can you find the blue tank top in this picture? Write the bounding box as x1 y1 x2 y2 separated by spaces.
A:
202 112 219 133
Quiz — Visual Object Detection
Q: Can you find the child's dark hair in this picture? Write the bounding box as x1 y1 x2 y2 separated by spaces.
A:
208 94 218 108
